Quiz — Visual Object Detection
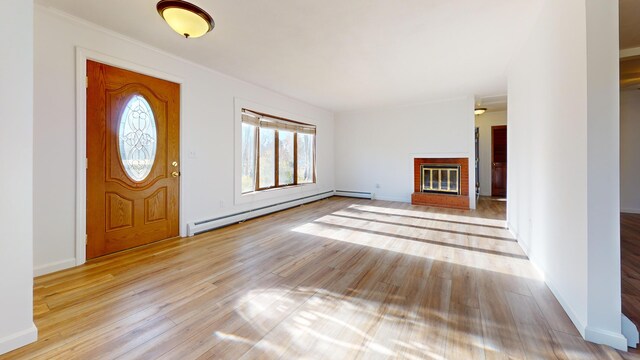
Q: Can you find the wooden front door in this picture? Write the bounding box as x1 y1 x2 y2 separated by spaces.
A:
491 125 507 197
86 61 180 259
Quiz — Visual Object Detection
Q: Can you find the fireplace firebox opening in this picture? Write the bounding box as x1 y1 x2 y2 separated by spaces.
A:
421 164 461 195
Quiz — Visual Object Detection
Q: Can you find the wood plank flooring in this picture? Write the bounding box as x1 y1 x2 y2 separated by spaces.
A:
2 197 636 359
622 212 640 347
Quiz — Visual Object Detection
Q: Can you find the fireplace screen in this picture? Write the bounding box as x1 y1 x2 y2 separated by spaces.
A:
421 164 461 194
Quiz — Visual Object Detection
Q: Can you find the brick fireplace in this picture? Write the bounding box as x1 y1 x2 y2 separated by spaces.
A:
411 158 469 209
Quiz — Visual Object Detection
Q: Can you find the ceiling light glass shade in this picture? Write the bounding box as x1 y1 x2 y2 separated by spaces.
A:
474 108 487 115
157 0 214 38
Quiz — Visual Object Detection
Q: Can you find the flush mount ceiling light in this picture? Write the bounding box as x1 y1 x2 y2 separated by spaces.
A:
474 107 487 115
157 0 214 39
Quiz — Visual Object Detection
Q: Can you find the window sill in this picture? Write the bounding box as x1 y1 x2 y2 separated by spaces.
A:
241 182 316 196
236 182 319 205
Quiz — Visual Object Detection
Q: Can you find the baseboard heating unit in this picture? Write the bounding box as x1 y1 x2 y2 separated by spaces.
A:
334 190 373 199
187 190 335 236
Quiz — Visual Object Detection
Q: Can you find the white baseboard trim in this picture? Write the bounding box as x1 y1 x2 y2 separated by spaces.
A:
585 326 628 351
532 261 588 340
509 224 630 351
621 208 640 214
622 314 639 348
526 266 586 337
34 258 76 277
509 225 588 339
0 323 37 355
508 223 530 260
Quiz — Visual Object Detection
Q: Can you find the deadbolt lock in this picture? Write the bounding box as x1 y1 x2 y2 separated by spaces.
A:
172 161 178 167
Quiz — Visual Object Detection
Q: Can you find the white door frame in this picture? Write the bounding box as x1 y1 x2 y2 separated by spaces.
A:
75 47 185 266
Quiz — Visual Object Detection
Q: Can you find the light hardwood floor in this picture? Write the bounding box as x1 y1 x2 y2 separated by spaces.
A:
622 212 640 355
2 197 636 359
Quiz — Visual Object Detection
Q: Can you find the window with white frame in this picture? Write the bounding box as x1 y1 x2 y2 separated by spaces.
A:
241 109 316 193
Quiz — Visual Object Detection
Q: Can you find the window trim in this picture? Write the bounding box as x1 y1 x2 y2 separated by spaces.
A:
243 109 316 194
296 132 316 185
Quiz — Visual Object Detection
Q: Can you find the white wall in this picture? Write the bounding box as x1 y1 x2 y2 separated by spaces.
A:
620 90 640 213
475 111 507 196
334 97 476 208
33 7 334 275
507 0 624 349
585 0 621 345
0 0 38 355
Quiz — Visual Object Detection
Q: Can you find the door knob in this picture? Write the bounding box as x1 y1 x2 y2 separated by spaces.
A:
171 171 180 178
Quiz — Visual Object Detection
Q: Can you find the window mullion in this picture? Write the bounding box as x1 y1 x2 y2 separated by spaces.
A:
293 132 298 185
274 130 279 188
255 126 261 191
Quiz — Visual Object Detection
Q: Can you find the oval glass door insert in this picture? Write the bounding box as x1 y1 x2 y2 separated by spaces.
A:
118 95 157 181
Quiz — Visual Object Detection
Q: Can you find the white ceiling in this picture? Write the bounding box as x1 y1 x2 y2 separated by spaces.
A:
476 95 508 113
620 0 640 50
36 0 542 112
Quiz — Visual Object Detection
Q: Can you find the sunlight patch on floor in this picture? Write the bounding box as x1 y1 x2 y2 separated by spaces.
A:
292 218 540 280
230 287 460 358
349 204 507 227
332 208 514 240
225 285 542 359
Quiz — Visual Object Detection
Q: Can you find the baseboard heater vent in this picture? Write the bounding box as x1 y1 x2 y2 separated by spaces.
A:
334 190 373 199
187 190 335 236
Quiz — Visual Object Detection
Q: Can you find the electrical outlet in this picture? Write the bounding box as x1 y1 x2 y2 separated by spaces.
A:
188 150 197 159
